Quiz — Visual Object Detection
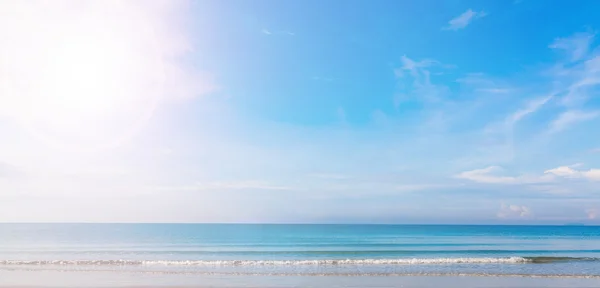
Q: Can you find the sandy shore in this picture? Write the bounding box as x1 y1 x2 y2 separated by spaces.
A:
2 270 600 288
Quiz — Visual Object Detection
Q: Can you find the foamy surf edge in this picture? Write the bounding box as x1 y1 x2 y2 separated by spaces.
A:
0 257 533 266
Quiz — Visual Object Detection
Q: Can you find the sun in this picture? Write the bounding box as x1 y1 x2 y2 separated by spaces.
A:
12 1 165 152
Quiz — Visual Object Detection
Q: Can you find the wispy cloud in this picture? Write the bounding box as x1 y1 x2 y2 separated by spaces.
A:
460 31 600 170
457 73 513 94
507 96 552 124
458 163 600 186
394 55 451 103
456 166 553 184
546 32 600 108
455 166 519 184
396 56 439 74
459 95 551 167
548 110 599 133
550 32 595 62
443 9 487 31
261 29 295 36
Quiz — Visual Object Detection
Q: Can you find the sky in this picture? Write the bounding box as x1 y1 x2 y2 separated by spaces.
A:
1 0 600 224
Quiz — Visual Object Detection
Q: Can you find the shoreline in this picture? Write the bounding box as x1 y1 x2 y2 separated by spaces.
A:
2 268 600 278
2 272 600 288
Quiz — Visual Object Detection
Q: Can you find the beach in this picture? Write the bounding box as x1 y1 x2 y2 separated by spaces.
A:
1 224 600 287
2 271 600 288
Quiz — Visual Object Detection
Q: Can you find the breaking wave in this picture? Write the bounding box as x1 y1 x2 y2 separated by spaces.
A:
1 256 596 266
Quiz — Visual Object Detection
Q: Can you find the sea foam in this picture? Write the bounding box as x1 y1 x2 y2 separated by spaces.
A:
0 257 531 266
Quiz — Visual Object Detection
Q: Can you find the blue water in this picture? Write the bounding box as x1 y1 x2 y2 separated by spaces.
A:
1 224 600 278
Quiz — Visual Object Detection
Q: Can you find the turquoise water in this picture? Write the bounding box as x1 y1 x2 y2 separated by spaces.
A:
1 224 600 278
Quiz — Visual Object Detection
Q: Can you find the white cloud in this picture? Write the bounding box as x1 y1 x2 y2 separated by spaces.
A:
544 166 579 178
544 165 600 181
582 169 600 181
550 32 595 62
443 9 487 31
549 110 599 133
458 163 600 186
455 166 518 184
497 203 532 219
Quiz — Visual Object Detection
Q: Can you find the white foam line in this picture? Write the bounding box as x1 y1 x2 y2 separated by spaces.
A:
0 257 530 266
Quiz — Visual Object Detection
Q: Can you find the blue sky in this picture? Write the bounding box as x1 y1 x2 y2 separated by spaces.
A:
1 0 600 224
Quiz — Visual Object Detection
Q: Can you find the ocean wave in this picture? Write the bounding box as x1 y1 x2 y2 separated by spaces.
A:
1 256 597 266
0 257 557 266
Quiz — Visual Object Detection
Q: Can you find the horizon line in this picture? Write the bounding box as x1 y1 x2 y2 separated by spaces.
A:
0 222 596 226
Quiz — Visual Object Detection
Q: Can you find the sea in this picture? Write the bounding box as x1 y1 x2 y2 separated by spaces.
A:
1 224 600 287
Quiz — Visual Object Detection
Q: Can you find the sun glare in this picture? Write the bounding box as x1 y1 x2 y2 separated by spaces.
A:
40 35 129 119
3 1 166 152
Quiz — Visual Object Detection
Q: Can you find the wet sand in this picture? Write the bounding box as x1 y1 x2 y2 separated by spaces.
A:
2 270 600 288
